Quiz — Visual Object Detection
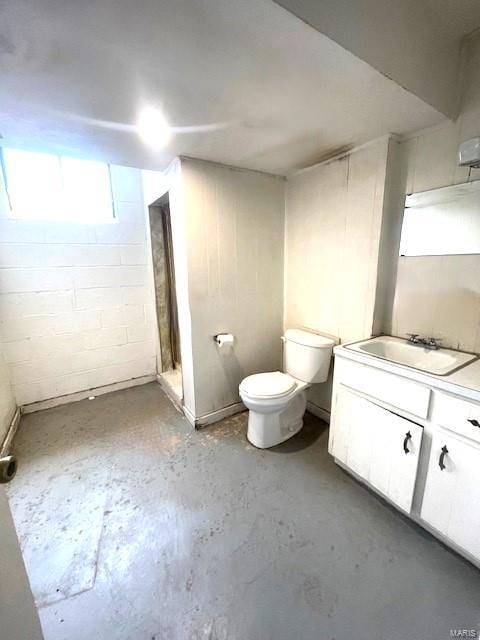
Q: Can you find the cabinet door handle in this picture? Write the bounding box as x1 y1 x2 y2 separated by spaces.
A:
403 430 412 454
467 418 480 428
439 445 448 471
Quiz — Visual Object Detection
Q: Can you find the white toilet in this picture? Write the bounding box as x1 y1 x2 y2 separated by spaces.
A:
239 329 334 448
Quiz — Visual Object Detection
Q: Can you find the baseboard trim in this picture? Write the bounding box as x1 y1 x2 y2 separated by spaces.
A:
0 407 21 457
183 404 196 427
306 401 330 424
183 401 246 429
21 375 157 414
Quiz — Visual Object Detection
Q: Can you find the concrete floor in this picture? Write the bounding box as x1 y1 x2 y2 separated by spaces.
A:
7 382 480 640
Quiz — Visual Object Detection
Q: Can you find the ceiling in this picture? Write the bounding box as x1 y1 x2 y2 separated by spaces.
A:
0 0 466 175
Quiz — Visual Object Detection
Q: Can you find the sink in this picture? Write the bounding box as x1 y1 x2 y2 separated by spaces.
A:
345 336 477 376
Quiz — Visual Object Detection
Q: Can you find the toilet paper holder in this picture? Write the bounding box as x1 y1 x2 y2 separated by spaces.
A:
213 333 234 346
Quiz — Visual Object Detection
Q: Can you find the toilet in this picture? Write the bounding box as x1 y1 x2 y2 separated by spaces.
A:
239 329 334 448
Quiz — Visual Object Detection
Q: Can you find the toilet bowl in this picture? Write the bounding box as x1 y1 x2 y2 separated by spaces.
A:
239 330 334 449
240 371 308 448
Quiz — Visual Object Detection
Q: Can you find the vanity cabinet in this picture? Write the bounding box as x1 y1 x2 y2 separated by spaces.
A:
421 430 480 560
330 386 423 512
330 350 480 568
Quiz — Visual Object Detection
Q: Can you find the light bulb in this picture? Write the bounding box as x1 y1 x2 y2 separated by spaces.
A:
137 107 171 148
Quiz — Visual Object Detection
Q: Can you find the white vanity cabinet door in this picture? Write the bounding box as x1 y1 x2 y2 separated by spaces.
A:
368 406 423 513
329 387 377 478
421 431 480 560
330 386 423 512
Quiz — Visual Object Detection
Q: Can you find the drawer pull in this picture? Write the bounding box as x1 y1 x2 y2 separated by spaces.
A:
467 418 480 428
439 445 448 471
403 430 412 454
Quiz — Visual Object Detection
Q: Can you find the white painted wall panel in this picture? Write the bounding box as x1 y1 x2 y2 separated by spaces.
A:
284 138 390 413
180 159 285 419
391 35 480 354
0 165 158 405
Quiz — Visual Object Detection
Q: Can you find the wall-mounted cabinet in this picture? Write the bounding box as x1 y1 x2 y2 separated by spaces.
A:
329 349 480 568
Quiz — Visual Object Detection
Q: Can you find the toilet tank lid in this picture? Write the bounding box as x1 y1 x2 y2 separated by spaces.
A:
284 329 334 349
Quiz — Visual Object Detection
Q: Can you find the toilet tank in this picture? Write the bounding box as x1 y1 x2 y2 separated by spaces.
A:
284 329 334 383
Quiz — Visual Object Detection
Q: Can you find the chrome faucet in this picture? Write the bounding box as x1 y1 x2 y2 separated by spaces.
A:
406 334 441 350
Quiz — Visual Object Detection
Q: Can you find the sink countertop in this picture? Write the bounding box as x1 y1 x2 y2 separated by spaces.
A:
335 338 480 403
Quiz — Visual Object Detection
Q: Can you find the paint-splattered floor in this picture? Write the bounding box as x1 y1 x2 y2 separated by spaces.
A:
7 382 480 640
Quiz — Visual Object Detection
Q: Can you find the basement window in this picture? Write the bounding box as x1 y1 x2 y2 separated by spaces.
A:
1 148 115 222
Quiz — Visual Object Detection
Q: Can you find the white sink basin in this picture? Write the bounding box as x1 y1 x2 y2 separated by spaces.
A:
345 336 477 376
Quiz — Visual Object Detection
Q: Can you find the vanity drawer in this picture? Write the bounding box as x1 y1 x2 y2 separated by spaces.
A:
336 358 431 419
431 391 480 444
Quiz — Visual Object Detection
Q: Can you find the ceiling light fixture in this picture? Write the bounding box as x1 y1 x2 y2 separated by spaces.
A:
137 106 171 148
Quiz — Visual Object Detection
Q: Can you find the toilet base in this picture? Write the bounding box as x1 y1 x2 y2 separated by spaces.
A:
246 391 307 449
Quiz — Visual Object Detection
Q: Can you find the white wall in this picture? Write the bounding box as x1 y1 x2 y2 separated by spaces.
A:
0 340 16 441
0 164 158 406
285 137 393 413
390 33 480 353
180 159 285 420
0 487 43 639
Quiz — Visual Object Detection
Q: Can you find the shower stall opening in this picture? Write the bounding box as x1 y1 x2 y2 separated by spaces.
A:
149 196 183 405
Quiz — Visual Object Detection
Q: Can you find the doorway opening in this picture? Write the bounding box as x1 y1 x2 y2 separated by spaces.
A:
149 196 183 405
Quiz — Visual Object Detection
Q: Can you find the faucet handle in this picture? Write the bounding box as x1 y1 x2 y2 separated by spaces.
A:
407 333 419 341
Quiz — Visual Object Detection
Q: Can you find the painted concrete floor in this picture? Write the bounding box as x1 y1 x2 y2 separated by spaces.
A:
7 382 480 640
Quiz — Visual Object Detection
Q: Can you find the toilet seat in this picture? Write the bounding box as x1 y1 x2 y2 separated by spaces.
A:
239 371 296 400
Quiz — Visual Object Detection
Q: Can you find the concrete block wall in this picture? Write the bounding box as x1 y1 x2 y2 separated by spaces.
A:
0 341 16 440
0 164 158 406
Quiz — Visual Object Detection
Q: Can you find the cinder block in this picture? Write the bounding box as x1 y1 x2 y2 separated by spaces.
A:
74 286 117 310
120 286 149 305
73 266 147 289
100 304 145 328
37 372 91 400
30 334 85 358
110 165 143 203
2 339 32 364
54 310 102 334
87 356 155 389
120 245 147 265
83 326 127 350
42 223 96 244
0 267 75 293
0 291 74 319
127 323 156 344
95 203 146 244
10 355 73 384
69 245 121 267
13 291 75 317
0 218 45 243
1 315 57 341
13 382 42 405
